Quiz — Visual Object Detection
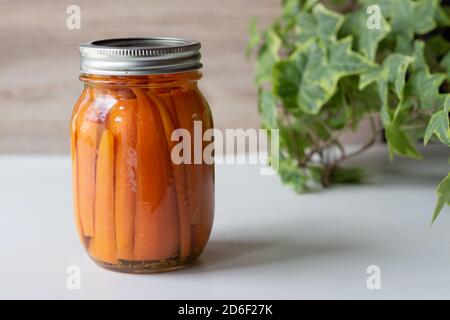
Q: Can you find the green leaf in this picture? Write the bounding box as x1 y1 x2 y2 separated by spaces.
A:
274 37 375 114
376 76 390 125
330 78 381 130
303 0 319 11
346 83 381 119
360 53 413 125
426 35 450 58
330 167 366 184
404 40 446 109
432 173 450 224
282 0 302 17
405 69 446 109
382 54 414 100
386 124 422 160
394 34 415 55
359 67 387 91
278 156 311 193
303 40 363 113
246 18 261 58
425 111 450 146
411 40 427 71
435 4 450 26
283 0 318 14
297 4 344 43
440 50 450 82
362 0 438 39
273 45 308 110
360 53 412 95
255 29 282 84
413 0 439 34
412 39 448 76
424 95 450 146
385 98 422 160
258 89 279 129
341 7 391 61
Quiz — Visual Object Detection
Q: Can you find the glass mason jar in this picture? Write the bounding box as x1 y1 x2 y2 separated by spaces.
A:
70 38 214 273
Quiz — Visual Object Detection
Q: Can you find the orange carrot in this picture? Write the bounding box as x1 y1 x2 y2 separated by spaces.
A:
158 92 179 128
88 130 117 264
76 90 100 237
108 99 138 260
193 90 215 251
71 119 84 246
171 87 215 253
133 89 179 261
71 128 83 240
149 90 192 259
71 88 92 246
171 88 202 219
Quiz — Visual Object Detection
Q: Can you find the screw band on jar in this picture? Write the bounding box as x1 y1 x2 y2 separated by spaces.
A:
79 37 202 75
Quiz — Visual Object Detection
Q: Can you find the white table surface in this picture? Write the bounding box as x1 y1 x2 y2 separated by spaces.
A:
0 145 449 299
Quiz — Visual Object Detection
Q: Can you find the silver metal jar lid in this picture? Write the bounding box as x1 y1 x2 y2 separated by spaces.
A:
79 37 202 75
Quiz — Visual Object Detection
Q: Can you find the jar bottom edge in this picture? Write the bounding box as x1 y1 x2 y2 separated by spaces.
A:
91 254 199 274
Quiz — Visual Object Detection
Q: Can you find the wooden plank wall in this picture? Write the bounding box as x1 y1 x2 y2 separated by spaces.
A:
0 0 280 152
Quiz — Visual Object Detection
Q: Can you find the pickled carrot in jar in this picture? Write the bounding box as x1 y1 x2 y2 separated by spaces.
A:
71 38 214 273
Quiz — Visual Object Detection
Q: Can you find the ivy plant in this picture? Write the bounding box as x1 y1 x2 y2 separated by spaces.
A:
247 0 450 222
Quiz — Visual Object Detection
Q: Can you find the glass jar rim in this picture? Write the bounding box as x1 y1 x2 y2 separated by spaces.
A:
79 37 202 76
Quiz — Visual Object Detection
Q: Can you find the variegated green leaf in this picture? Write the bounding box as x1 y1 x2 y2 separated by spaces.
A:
432 173 450 224
386 125 422 160
386 100 422 160
273 45 308 110
341 7 391 61
274 37 374 114
297 4 344 43
424 95 450 146
383 54 414 100
405 69 446 109
246 18 261 58
362 0 438 39
255 30 281 84
359 53 413 125
258 89 279 129
441 50 450 82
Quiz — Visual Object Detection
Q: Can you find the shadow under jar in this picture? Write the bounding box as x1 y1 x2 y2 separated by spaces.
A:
70 38 214 273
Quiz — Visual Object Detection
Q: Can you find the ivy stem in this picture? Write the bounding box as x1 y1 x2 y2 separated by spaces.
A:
321 115 381 187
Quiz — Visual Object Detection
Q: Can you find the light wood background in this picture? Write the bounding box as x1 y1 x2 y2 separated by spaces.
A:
0 0 280 153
